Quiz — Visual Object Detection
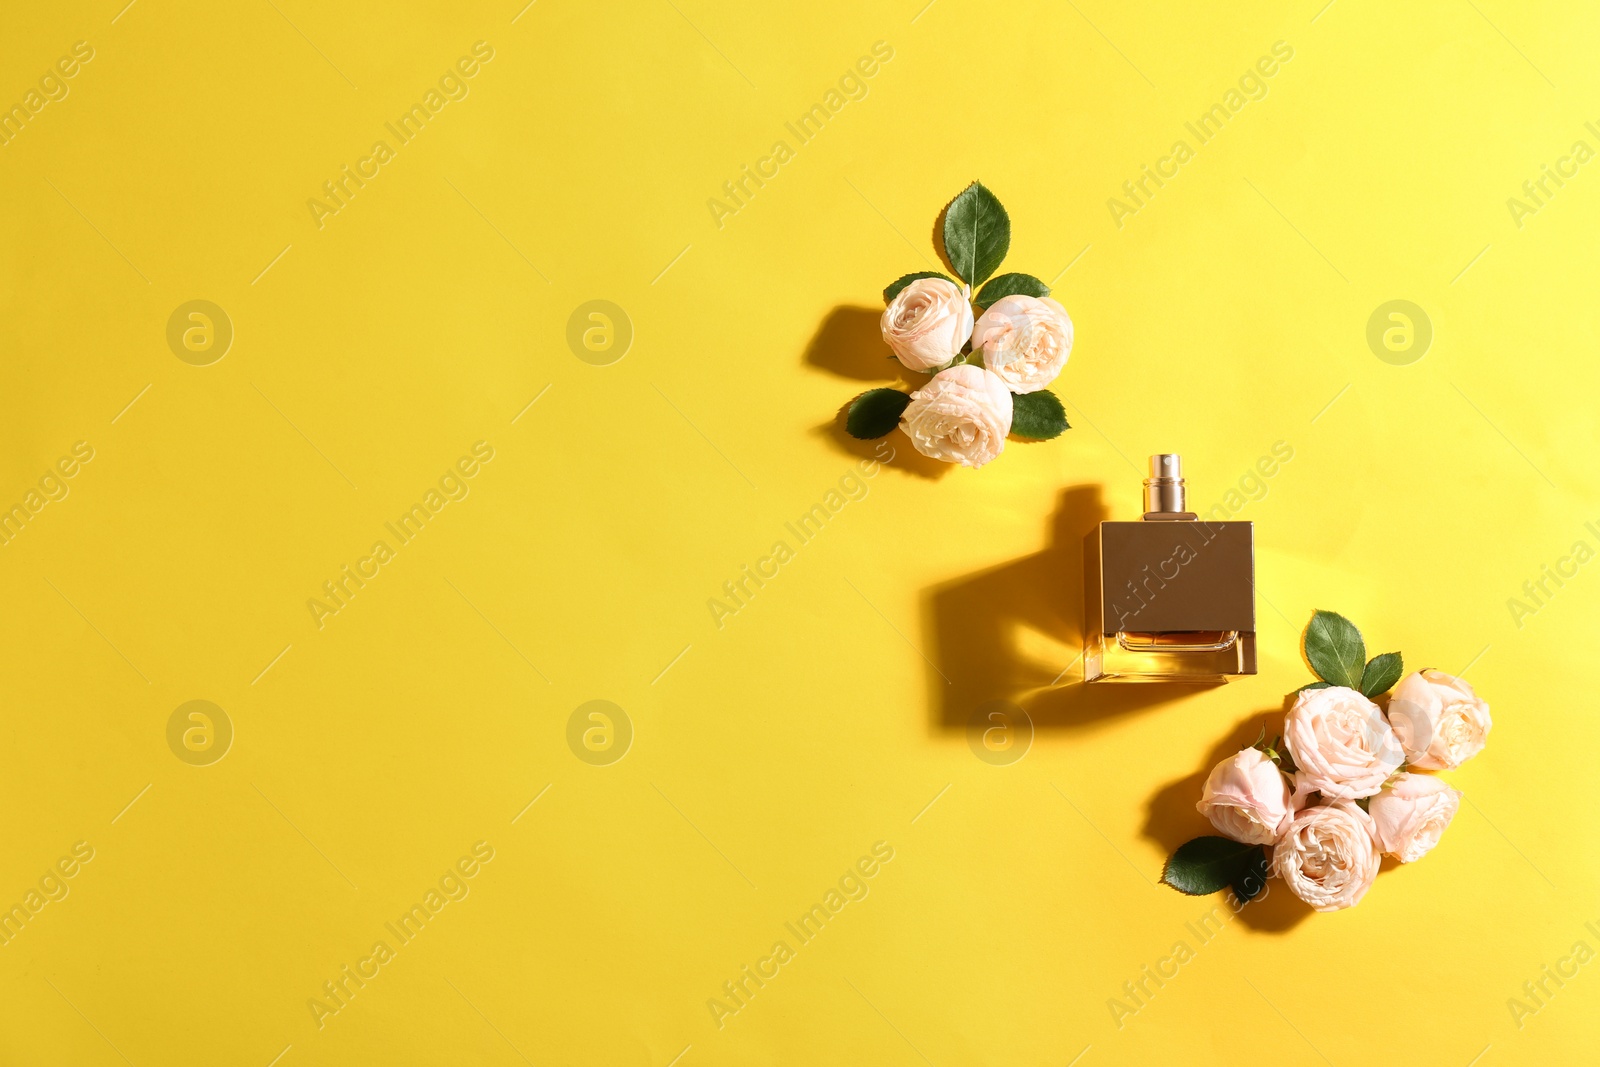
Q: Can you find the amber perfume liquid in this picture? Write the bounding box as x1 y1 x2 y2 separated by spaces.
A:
1083 455 1257 683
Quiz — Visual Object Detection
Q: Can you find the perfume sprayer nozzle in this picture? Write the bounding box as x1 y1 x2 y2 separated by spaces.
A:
1144 453 1187 515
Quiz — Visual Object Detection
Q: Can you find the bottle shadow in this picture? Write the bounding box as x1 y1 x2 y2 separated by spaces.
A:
1141 703 1312 932
922 483 1219 734
803 304 950 480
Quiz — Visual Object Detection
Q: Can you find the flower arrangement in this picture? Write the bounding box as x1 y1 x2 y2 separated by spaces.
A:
1162 611 1492 912
843 182 1074 468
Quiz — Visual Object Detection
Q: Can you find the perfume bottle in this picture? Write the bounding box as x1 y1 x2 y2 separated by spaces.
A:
1083 455 1256 682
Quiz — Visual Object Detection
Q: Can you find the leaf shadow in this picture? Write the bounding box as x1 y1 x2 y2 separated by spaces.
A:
804 305 949 480
931 198 957 278
1141 701 1311 933
811 410 949 480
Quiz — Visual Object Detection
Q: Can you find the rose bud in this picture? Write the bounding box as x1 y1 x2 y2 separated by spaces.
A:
1195 747 1294 845
1386 669 1491 770
1368 773 1462 862
881 277 973 371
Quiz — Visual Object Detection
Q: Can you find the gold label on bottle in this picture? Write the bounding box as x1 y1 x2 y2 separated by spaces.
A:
1088 521 1255 635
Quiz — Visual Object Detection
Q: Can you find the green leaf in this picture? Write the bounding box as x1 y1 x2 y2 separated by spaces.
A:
1009 389 1070 440
1230 846 1270 904
942 182 1010 286
1359 652 1403 697
845 388 911 439
1303 610 1366 688
1162 836 1261 896
1297 681 1333 692
974 272 1050 309
883 271 954 304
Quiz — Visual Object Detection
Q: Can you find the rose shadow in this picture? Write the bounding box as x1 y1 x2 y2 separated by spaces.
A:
1142 704 1312 933
803 305 925 385
804 304 951 479
922 484 1214 734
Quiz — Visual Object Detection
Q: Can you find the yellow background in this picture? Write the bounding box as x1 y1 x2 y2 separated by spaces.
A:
2 0 1596 1064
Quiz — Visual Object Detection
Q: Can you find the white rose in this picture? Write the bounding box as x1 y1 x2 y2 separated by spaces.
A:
1386 669 1491 770
880 277 973 371
1195 747 1295 845
969 294 1073 393
899 365 1012 468
1271 800 1382 912
1283 686 1403 800
1368 773 1462 863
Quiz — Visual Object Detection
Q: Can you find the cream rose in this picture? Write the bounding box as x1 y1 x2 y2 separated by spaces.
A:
969 294 1074 393
1368 773 1462 863
1271 800 1381 912
1284 686 1403 800
1386 669 1492 770
1195 747 1295 845
880 277 974 371
899 365 1012 468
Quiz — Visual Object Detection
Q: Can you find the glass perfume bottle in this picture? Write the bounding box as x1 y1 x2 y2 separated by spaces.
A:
1083 454 1256 682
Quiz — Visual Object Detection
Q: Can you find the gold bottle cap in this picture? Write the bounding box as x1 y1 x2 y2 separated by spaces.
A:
1143 454 1196 519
